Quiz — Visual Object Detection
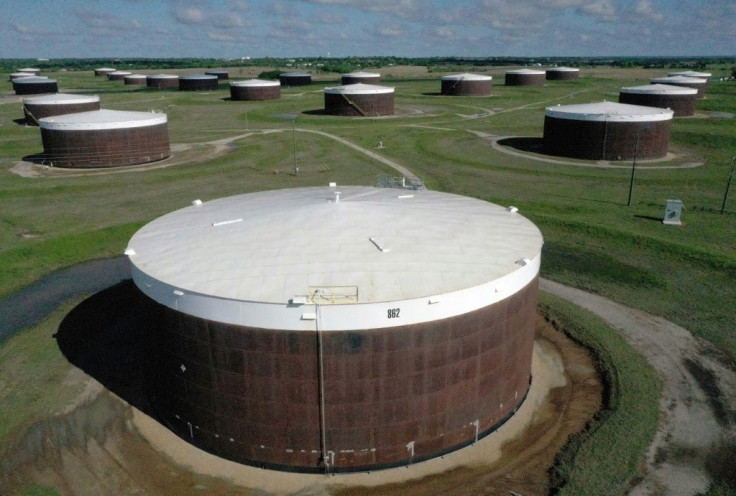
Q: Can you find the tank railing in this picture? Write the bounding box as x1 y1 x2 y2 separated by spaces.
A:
307 286 359 304
376 174 425 190
338 92 368 116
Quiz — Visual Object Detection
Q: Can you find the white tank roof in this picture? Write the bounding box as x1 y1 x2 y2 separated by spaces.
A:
546 101 673 122
18 67 40 72
14 76 53 84
96 67 115 71
23 93 100 105
181 73 217 80
547 66 579 72
343 71 380 77
668 70 711 78
650 76 705 85
230 79 280 87
442 73 492 81
147 74 178 79
325 83 394 95
506 68 545 75
281 72 311 77
124 74 147 79
126 186 543 329
621 84 698 95
11 72 36 78
39 109 167 131
108 71 132 76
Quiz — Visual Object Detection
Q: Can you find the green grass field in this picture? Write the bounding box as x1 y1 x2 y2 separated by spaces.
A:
1 65 734 494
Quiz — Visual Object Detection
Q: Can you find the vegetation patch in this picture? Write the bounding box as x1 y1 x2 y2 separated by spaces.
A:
540 292 661 496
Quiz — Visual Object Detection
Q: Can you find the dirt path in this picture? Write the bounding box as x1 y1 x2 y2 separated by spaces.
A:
540 279 736 495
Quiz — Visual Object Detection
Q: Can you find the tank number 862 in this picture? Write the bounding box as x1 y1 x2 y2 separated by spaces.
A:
387 308 401 319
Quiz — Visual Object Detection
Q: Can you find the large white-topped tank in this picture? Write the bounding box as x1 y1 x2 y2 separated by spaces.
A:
441 73 493 96
38 109 170 168
341 71 381 85
505 68 545 86
619 84 698 117
324 83 395 116
229 79 281 101
22 93 101 125
650 75 707 98
126 185 544 473
544 101 674 160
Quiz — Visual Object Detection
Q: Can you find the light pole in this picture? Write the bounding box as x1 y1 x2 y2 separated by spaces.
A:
721 156 736 214
627 132 640 207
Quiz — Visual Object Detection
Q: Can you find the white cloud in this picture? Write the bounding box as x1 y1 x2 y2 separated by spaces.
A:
207 31 239 42
634 0 663 21
175 7 206 24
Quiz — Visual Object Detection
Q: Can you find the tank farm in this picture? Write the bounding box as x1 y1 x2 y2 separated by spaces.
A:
126 186 544 473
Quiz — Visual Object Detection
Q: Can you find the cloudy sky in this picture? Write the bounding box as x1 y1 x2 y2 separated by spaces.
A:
2 0 734 59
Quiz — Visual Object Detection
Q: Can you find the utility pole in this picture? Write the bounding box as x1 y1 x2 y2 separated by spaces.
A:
627 132 640 207
292 120 298 175
721 156 736 214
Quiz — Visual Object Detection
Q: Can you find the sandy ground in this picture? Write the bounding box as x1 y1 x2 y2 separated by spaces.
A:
541 279 736 496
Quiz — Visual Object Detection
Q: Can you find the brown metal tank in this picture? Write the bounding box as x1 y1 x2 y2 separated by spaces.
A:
650 76 707 99
341 71 381 85
324 84 395 116
543 101 673 160
505 69 545 86
206 70 230 80
545 67 580 80
147 74 179 89
619 84 698 117
39 109 170 168
94 67 116 77
107 71 132 81
124 74 148 85
179 74 219 91
441 73 493 96
22 93 101 125
125 186 544 473
13 77 57 95
230 79 281 101
279 72 312 86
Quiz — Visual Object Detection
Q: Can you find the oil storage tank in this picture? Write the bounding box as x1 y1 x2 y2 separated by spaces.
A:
544 101 673 160
125 185 544 473
546 67 579 80
95 67 116 77
23 93 101 125
440 73 493 96
13 76 57 95
324 84 395 116
668 70 711 87
650 75 706 99
619 84 698 117
341 71 381 85
505 69 545 86
206 70 229 80
230 79 281 101
107 71 132 81
147 74 179 89
124 74 148 86
39 109 170 168
279 72 312 86
179 74 219 91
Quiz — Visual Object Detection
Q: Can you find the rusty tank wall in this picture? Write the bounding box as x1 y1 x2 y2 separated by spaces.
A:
23 101 101 126
619 92 696 117
279 75 312 86
543 116 671 160
341 75 381 85
230 86 281 101
324 92 394 116
144 277 538 473
40 124 170 168
107 73 129 81
147 77 179 89
505 73 545 86
124 76 147 86
546 70 579 80
13 81 58 95
206 71 229 80
441 79 492 96
179 78 219 91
